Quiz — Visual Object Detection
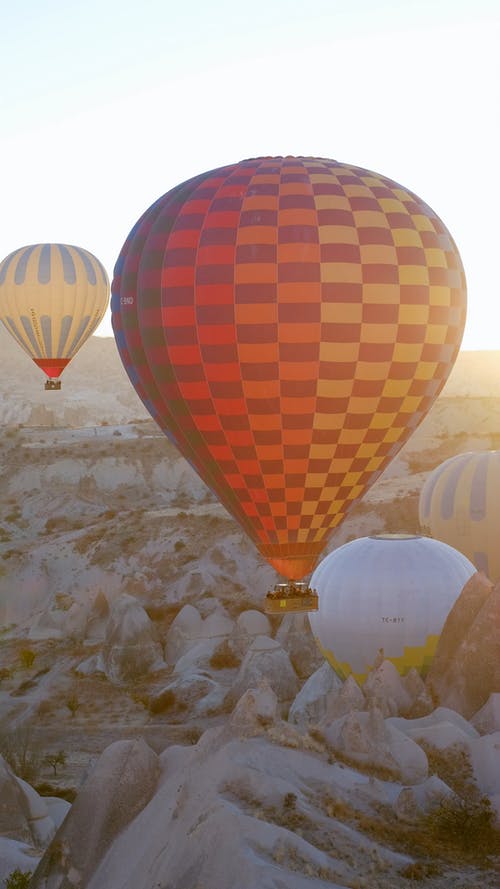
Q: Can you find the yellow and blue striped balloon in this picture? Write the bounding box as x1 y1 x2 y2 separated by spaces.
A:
419 451 500 581
0 243 109 382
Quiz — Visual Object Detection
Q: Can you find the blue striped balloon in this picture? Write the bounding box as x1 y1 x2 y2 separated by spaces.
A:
419 451 500 580
0 243 109 384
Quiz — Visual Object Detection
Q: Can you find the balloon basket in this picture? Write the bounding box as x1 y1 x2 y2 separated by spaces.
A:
264 581 319 614
44 380 61 390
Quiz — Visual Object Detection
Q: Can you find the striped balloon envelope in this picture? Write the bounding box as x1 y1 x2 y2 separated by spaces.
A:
0 243 110 385
419 451 500 580
111 155 467 581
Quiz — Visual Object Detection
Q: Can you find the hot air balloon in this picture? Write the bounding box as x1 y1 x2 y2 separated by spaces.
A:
111 156 467 605
419 451 500 580
308 534 476 682
0 243 110 389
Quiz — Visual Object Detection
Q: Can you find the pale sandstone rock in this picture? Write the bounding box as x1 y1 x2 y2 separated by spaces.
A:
469 732 500 799
288 661 343 728
0 756 32 844
231 609 271 657
275 612 324 679
322 673 366 721
387 706 479 740
101 594 166 682
323 707 428 784
164 603 203 666
226 635 300 707
402 667 434 716
30 738 160 889
394 775 456 823
0 837 38 887
363 660 413 717
470 693 500 735
426 573 500 718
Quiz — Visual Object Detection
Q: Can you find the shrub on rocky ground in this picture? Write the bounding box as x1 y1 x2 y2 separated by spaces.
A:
0 723 43 784
422 793 500 858
209 639 241 670
5 870 32 889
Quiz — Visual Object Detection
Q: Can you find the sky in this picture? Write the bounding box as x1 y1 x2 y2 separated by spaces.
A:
1 0 499 350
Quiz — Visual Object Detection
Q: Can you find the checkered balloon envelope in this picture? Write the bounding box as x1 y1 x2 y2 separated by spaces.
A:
111 156 466 582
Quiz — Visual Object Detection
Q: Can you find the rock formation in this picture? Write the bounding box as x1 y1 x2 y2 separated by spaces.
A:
30 738 159 889
225 635 300 708
288 661 343 729
471 693 500 735
322 706 429 784
99 594 166 682
426 573 500 718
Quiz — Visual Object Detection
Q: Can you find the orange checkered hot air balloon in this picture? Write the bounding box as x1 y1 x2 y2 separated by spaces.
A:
111 156 466 591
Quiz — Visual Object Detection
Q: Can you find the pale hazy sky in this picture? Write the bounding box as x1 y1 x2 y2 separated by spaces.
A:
1 0 498 349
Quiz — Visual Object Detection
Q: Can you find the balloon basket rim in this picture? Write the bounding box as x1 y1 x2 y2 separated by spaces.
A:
264 582 318 614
